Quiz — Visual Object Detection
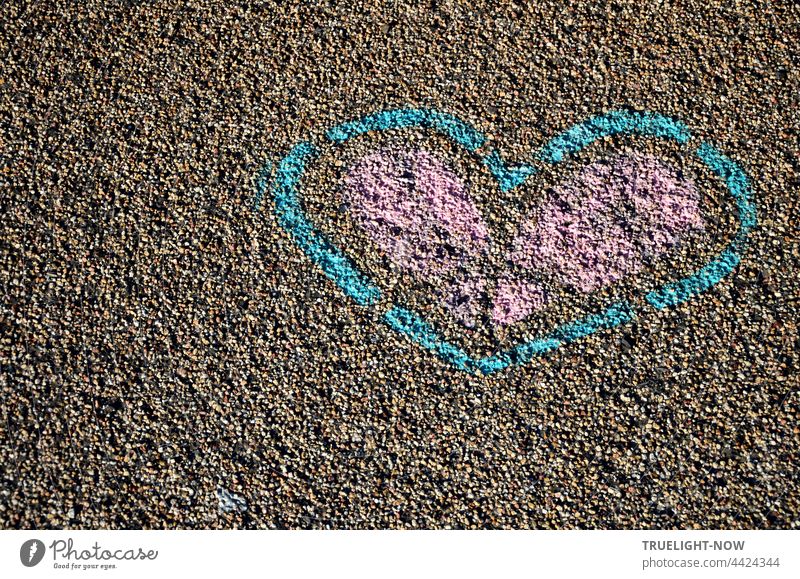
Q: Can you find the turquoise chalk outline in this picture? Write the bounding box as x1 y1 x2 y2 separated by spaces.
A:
538 110 692 163
257 108 755 374
326 108 486 151
472 302 635 374
483 149 537 192
645 143 756 309
265 141 382 306
383 307 475 372
385 302 634 375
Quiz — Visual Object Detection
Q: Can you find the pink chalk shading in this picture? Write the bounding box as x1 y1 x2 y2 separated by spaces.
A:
492 277 548 327
345 149 705 330
511 154 705 293
443 274 486 329
344 149 489 275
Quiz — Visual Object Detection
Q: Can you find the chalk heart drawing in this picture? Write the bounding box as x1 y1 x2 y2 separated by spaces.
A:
255 109 757 375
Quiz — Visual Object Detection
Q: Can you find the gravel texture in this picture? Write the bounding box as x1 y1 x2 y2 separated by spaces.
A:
1 0 799 529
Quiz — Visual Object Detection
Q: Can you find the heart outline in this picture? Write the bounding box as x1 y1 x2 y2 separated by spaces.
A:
255 109 756 375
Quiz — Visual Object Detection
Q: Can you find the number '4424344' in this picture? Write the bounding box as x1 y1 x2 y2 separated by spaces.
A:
730 558 780 567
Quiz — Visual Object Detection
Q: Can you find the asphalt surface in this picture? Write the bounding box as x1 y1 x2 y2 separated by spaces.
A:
1 0 798 528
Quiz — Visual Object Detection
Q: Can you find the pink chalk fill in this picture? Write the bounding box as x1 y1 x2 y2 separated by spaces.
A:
492 277 548 327
511 154 704 293
344 149 489 275
444 275 486 329
345 149 705 330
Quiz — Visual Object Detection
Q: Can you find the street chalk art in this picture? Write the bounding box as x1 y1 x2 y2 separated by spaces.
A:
255 109 757 374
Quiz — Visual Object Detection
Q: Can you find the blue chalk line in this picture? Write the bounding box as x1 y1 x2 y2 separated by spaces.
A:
472 302 635 375
645 143 756 309
266 141 382 306
384 302 634 375
483 149 537 192
257 108 755 374
538 110 692 163
383 307 475 372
